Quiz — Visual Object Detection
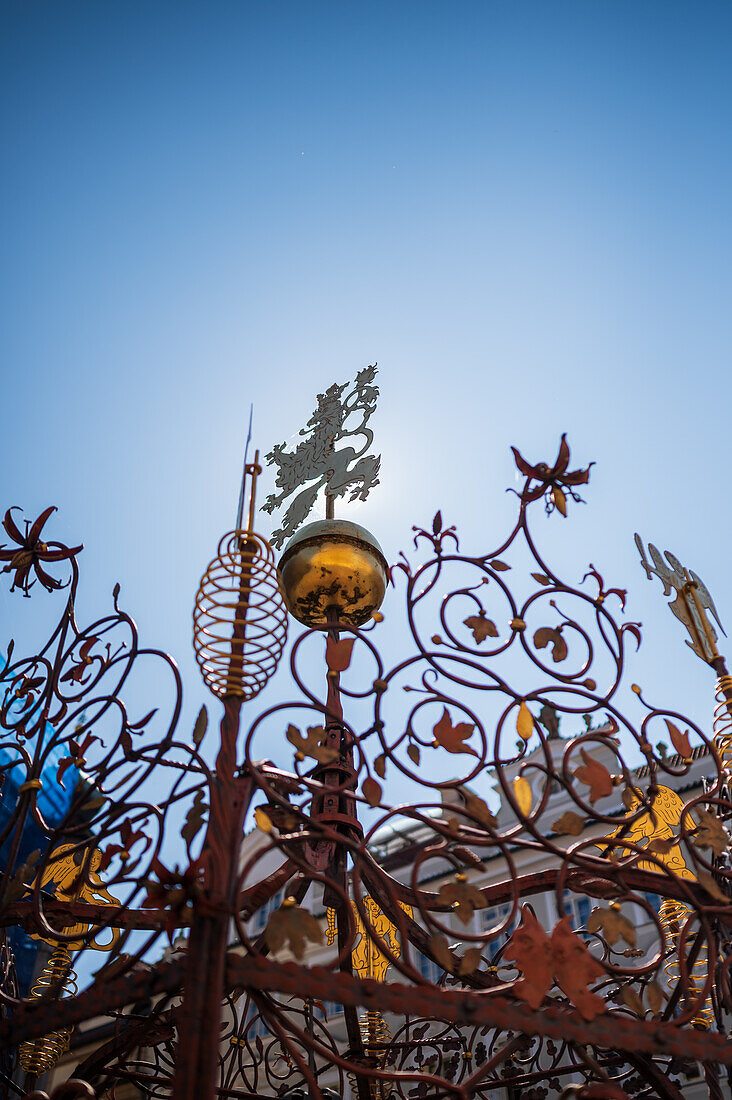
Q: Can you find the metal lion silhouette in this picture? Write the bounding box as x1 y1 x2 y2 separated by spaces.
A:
262 365 381 549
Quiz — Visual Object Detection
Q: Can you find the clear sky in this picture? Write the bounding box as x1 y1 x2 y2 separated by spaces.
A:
1 1 731 766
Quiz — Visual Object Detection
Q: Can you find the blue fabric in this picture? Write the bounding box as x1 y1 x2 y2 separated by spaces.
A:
0 656 80 992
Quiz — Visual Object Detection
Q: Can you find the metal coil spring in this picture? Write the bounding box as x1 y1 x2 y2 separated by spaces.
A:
348 1011 392 1100
713 675 732 778
19 946 77 1075
193 531 288 700
659 900 713 1029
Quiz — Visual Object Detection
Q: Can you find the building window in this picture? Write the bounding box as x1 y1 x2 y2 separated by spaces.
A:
415 949 443 983
644 892 662 917
245 1003 271 1038
314 1000 343 1019
252 890 283 933
562 891 592 931
480 903 518 960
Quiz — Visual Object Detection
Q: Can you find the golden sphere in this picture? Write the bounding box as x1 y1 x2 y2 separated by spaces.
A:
278 520 387 627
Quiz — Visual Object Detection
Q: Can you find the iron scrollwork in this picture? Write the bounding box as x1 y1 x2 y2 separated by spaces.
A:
0 433 731 1100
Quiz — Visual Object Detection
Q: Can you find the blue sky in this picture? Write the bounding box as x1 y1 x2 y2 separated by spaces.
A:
1 1 731 766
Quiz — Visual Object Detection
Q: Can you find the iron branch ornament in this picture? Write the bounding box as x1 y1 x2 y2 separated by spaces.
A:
0 413 732 1100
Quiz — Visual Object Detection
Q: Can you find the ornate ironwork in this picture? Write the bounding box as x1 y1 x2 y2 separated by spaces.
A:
635 534 726 663
262 366 381 546
0 432 731 1100
194 451 289 700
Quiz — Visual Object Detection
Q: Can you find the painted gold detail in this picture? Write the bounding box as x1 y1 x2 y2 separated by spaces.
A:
28 843 122 951
604 786 696 880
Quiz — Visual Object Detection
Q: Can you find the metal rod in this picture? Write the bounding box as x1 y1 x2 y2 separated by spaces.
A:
235 406 254 532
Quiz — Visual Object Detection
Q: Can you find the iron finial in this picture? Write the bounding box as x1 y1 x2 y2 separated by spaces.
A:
635 533 726 664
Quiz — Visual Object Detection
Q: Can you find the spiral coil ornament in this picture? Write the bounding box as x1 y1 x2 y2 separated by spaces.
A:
348 1011 393 1100
18 946 77 1075
659 900 713 1029
193 531 288 700
713 675 732 778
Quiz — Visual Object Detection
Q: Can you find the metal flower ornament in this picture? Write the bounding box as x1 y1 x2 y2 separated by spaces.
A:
1 369 732 1100
0 507 82 595
511 433 593 516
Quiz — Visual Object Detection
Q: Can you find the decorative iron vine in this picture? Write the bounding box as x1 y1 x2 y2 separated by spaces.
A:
0 437 731 1100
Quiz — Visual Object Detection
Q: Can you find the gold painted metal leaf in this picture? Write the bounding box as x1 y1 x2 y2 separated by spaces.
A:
513 776 532 817
551 486 567 516
551 811 585 837
693 809 729 856
254 807 273 833
586 906 636 947
516 701 534 741
264 899 323 960
437 876 486 925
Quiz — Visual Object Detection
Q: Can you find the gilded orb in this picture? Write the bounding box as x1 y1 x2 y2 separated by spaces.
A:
278 519 387 627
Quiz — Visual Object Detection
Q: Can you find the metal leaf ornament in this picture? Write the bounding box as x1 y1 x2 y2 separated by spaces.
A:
586 906 636 948
286 723 338 765
573 749 613 803
464 611 498 644
437 874 486 925
432 708 478 756
505 908 605 1021
264 898 323 959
